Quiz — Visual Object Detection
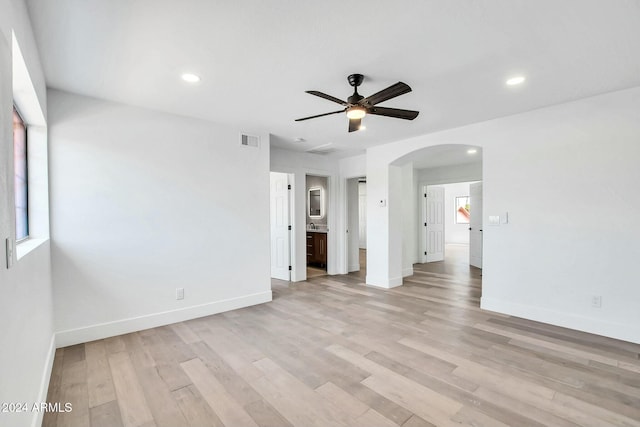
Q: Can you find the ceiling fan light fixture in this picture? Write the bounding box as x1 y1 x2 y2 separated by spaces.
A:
346 106 366 119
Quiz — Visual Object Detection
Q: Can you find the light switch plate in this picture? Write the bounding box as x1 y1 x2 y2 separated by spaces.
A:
489 215 500 225
6 238 14 269
501 212 509 224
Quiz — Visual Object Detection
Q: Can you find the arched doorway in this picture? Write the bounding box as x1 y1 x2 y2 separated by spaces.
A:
365 143 483 295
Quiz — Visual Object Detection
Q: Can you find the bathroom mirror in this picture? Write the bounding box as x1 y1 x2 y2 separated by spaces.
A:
308 187 324 218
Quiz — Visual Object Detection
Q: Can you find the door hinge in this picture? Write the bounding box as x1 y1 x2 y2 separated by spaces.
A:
424 251 427 255
287 184 291 190
288 225 292 230
424 222 427 227
288 266 292 271
424 193 427 198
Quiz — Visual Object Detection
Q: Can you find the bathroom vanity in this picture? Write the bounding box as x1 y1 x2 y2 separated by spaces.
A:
306 231 327 268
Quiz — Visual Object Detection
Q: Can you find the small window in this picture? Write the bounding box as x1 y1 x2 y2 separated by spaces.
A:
455 196 470 224
14 106 28 240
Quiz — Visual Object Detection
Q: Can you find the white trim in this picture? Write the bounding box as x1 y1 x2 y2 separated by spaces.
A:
31 334 56 427
16 237 48 260
481 297 640 345
56 291 272 347
365 275 403 289
402 267 414 278
348 262 360 273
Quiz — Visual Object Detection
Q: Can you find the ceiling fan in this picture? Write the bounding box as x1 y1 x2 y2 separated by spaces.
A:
295 74 419 132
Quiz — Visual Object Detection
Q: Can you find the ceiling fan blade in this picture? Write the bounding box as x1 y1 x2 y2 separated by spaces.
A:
348 118 361 132
295 109 345 121
362 82 412 106
306 91 348 106
369 106 419 120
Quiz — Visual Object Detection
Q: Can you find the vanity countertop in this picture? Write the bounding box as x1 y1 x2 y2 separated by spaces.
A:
306 229 328 233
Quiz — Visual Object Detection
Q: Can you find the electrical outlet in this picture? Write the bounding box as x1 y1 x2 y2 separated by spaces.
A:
591 295 602 308
6 238 14 269
176 288 184 300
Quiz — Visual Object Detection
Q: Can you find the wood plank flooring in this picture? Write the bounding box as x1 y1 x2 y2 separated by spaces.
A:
44 253 640 426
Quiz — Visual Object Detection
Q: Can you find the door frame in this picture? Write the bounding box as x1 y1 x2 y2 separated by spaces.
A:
346 177 365 272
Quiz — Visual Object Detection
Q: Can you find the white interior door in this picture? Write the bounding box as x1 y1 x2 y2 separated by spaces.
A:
424 185 445 262
469 182 483 268
270 172 291 280
347 178 360 272
358 181 367 248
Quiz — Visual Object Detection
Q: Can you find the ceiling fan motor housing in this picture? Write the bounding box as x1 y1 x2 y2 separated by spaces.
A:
295 73 418 132
347 73 364 88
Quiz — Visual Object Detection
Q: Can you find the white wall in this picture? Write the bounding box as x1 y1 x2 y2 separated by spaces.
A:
367 86 640 343
416 162 481 185
270 147 339 280
0 1 54 427
339 153 366 178
401 163 416 277
48 90 272 346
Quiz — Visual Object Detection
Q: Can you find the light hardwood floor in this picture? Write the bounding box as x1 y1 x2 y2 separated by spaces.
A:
44 255 640 427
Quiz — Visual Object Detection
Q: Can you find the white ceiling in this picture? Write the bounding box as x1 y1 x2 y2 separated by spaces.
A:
26 0 640 158
394 145 482 170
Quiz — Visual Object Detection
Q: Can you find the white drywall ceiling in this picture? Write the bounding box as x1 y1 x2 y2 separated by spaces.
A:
26 0 640 157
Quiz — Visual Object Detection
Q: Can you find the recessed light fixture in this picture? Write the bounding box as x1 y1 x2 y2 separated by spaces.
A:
294 137 306 143
181 73 201 83
467 148 477 154
506 76 525 86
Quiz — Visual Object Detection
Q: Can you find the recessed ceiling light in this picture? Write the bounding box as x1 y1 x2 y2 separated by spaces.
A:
294 137 306 143
181 73 201 83
506 76 525 86
467 148 477 154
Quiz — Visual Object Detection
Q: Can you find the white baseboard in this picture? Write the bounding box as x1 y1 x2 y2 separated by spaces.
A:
31 334 56 427
402 267 413 278
56 291 272 348
481 297 640 344
365 275 403 289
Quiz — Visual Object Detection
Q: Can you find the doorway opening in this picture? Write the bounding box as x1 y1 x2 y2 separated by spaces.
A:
420 180 482 271
346 176 367 279
386 144 483 299
306 175 328 278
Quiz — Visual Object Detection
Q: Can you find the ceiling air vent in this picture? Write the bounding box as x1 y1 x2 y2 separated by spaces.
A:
240 133 260 148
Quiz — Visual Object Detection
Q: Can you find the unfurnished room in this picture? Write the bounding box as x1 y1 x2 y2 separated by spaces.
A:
1 1 640 427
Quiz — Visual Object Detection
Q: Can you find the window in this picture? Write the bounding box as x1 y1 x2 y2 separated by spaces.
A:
13 106 28 240
455 196 470 224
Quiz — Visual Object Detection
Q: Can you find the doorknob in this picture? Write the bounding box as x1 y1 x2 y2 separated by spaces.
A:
469 227 472 231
